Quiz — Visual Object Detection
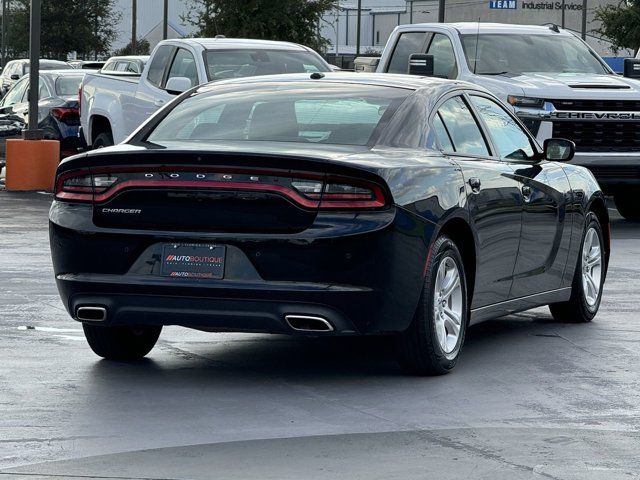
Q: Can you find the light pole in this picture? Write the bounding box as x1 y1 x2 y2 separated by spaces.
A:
132 0 137 54
1 0 6 68
163 0 168 40
355 0 361 56
24 0 42 140
438 0 445 22
581 0 587 40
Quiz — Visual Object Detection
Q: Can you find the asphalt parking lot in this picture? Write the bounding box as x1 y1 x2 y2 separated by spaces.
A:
1 190 639 480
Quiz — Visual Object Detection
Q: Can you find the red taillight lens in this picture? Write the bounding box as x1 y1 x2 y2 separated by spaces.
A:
55 171 118 201
78 85 82 116
292 178 386 209
51 107 80 125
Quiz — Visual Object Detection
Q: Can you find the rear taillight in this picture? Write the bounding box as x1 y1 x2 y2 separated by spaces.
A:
51 107 80 125
78 85 82 116
55 170 118 201
292 178 386 209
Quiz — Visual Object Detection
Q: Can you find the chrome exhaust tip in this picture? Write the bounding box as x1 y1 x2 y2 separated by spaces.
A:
285 315 334 332
76 306 107 322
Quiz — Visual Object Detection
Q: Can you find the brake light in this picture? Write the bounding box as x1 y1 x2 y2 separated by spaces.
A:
51 107 80 125
54 170 118 201
78 85 82 116
291 178 386 209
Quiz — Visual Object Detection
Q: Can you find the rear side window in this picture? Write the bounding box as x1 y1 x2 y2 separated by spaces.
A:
102 61 116 72
432 113 454 151
386 32 428 74
146 45 174 87
435 96 489 156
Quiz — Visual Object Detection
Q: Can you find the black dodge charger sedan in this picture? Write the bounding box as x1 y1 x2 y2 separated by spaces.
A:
49 73 609 375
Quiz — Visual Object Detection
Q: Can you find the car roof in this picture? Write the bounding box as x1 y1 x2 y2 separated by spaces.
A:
40 69 92 76
398 22 573 36
195 72 476 94
106 55 149 62
163 37 311 51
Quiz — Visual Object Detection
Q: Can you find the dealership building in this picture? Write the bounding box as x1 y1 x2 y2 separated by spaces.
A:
319 0 630 57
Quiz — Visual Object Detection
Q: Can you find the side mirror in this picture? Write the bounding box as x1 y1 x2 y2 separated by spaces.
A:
544 138 575 162
10 74 19 80
408 54 434 76
165 77 192 95
623 58 640 79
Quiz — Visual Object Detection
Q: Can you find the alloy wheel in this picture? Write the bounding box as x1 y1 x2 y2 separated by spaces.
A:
433 256 463 354
581 227 603 307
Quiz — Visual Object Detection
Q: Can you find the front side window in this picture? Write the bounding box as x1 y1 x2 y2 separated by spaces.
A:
426 34 457 79
386 32 428 74
204 49 328 81
147 83 409 146
167 48 198 87
470 95 535 160
435 96 489 157
146 45 174 87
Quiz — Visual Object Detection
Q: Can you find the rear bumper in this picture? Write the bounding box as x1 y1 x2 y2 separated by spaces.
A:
566 152 640 193
57 273 369 334
50 205 435 335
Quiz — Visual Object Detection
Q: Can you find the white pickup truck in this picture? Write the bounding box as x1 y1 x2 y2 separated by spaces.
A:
79 37 331 149
365 23 640 220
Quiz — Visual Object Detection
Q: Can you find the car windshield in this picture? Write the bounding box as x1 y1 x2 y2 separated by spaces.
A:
55 75 83 96
460 33 610 75
204 49 329 81
147 83 410 146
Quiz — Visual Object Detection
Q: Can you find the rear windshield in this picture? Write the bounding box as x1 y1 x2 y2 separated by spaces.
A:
204 49 329 81
25 61 71 74
147 83 410 146
55 75 83 96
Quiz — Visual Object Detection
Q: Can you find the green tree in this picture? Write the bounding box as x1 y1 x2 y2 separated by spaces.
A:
113 38 151 56
4 0 120 60
183 0 338 53
594 0 640 55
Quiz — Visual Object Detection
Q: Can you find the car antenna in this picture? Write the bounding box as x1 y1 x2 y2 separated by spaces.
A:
310 72 325 79
549 24 560 33
473 18 480 75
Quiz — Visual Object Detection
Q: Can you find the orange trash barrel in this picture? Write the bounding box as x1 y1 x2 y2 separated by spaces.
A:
5 139 60 192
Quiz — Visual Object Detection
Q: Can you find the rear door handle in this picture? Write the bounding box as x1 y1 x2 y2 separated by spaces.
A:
468 177 481 192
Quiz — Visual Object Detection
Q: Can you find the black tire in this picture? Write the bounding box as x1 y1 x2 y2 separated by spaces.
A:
395 235 469 376
82 324 162 360
92 132 114 149
614 192 640 221
549 213 605 323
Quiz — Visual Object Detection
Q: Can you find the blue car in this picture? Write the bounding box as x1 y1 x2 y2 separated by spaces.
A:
0 69 93 159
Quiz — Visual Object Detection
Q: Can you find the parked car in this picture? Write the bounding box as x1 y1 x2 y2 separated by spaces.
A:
79 38 332 149
362 22 640 220
69 60 106 70
0 59 72 96
51 73 609 375
0 69 94 157
100 55 149 75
